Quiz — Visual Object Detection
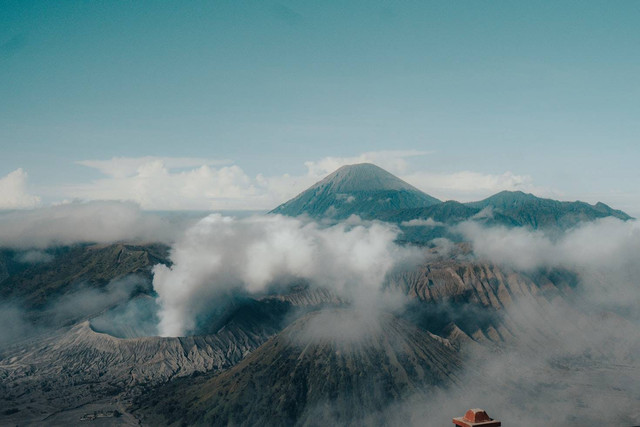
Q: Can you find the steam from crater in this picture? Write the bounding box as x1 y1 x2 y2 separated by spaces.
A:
152 214 420 336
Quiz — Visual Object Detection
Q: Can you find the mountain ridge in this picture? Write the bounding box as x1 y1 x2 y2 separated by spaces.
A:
271 164 632 231
270 163 441 219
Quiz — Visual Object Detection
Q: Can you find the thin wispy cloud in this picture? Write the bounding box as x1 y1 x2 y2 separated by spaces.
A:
402 170 553 202
77 157 232 178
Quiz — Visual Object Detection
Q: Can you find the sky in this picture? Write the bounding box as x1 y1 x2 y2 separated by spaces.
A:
1 1 639 214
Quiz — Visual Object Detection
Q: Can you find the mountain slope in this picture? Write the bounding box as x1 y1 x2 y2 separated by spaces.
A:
271 165 631 231
378 200 517 227
271 163 440 219
0 243 169 310
378 192 632 242
135 309 461 426
465 191 632 229
388 259 580 345
0 297 294 425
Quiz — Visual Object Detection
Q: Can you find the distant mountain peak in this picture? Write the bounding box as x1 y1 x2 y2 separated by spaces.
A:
313 163 421 193
271 163 632 228
271 163 441 219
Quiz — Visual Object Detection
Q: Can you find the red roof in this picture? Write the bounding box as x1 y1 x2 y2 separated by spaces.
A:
452 409 501 427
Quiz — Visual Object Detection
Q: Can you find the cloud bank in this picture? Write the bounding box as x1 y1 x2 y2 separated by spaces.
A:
152 214 420 336
71 159 259 210
402 170 549 202
458 217 640 319
386 216 640 426
57 152 554 211
0 201 188 249
458 217 640 272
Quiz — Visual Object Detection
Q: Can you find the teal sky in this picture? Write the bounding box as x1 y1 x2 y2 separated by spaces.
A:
1 1 639 213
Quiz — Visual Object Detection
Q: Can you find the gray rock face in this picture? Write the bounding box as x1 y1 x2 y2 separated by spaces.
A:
0 316 274 425
388 259 579 345
0 283 320 425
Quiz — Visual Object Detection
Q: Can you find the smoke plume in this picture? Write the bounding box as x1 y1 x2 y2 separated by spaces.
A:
152 214 421 336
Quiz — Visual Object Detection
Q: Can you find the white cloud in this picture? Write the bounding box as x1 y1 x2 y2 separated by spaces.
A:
391 218 640 426
400 218 444 227
300 152 553 203
401 170 550 202
152 214 421 336
254 172 319 207
77 156 231 178
69 152 436 211
471 206 494 219
457 217 640 311
58 152 553 211
72 159 260 210
0 201 188 249
0 168 41 209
